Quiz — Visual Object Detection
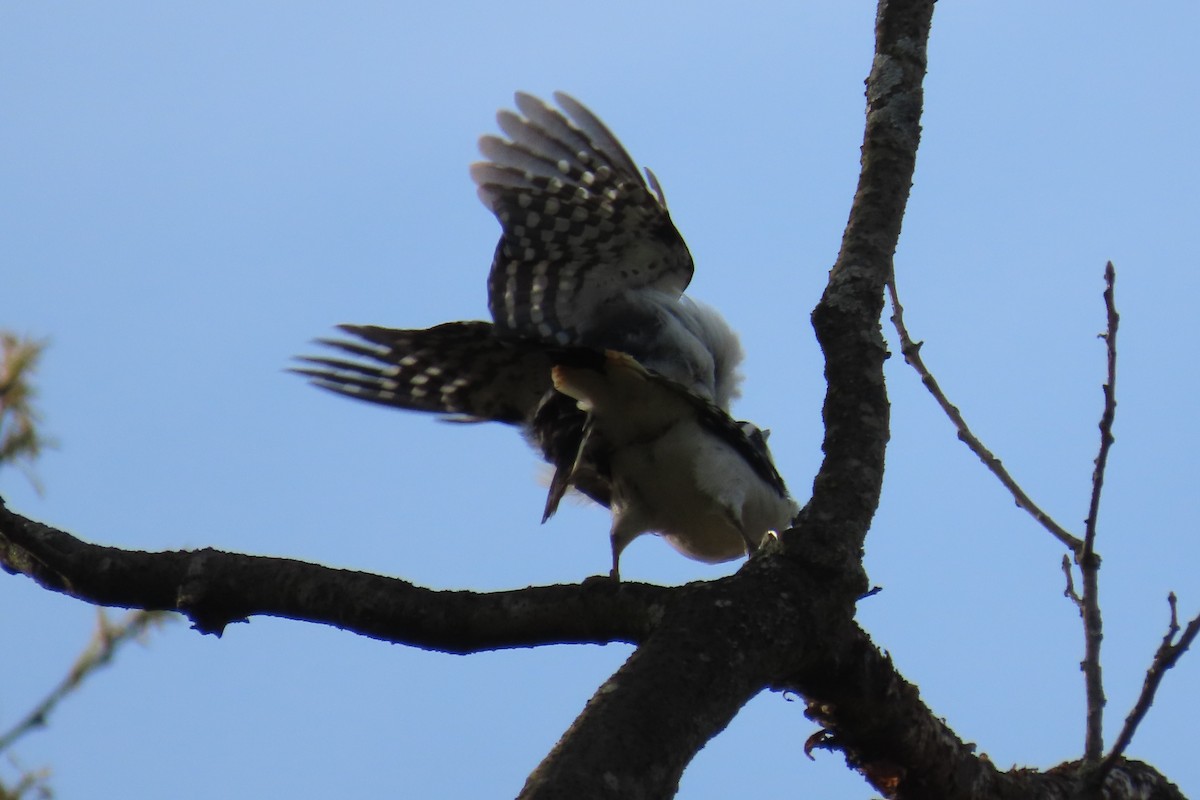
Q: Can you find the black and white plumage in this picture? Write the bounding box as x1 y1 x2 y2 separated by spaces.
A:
295 92 794 577
299 322 554 425
472 92 743 411
296 320 616 509
552 350 797 579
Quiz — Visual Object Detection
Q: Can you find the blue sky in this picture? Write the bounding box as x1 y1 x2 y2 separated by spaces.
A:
2 3 1198 797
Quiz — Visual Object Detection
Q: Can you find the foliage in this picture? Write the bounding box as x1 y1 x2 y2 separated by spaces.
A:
0 334 54 491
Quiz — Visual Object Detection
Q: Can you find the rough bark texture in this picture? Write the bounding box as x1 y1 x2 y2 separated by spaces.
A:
0 1 1187 798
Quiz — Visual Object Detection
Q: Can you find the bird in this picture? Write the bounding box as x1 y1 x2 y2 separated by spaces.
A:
294 92 796 578
551 350 796 579
472 92 743 412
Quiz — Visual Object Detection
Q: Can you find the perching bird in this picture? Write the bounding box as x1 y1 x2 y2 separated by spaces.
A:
295 92 795 577
551 350 796 579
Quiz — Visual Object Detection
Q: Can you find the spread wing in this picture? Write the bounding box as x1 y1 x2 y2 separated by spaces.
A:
294 321 613 510
293 321 555 424
470 92 694 346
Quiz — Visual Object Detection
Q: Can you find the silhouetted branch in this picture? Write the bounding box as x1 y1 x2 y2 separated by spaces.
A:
0 503 1186 797
1099 594 1200 783
887 280 1083 552
1080 261 1119 765
0 497 666 651
796 0 934 575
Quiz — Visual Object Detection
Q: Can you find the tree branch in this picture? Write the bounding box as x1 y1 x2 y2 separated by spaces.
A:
1099 594 1200 783
2 499 1185 799
887 279 1084 552
0 497 666 652
797 0 934 578
1080 261 1119 766
785 626 1184 800
520 547 848 799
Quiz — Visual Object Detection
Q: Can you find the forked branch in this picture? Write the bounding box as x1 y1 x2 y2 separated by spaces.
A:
1097 594 1200 784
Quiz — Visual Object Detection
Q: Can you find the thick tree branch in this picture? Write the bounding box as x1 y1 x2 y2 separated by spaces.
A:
0 497 666 652
521 548 852 799
797 0 933 577
785 627 1184 800
1 501 1185 799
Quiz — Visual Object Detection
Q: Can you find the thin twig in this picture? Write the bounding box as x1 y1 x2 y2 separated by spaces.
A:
1079 262 1119 764
0 609 173 755
1098 594 1200 779
1082 261 1120 554
0 755 52 800
1061 554 1082 608
886 279 1083 552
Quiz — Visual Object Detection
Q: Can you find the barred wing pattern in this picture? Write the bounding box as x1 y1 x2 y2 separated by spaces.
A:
294 322 555 424
296 92 794 577
467 92 748 525
472 92 694 346
295 322 614 510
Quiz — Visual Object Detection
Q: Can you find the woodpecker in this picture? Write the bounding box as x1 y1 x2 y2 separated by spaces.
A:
295 92 795 578
551 350 796 580
472 91 743 410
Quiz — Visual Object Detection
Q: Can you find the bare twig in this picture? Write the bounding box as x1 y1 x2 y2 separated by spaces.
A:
1098 594 1200 779
0 609 173 755
1080 262 1119 764
0 756 52 800
1061 554 1082 608
1082 261 1119 554
886 279 1084 552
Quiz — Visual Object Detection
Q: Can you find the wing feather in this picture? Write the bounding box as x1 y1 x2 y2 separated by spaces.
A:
293 321 555 424
472 92 694 346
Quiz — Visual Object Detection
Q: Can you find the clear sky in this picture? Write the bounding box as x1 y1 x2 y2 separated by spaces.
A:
2 3 1197 797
